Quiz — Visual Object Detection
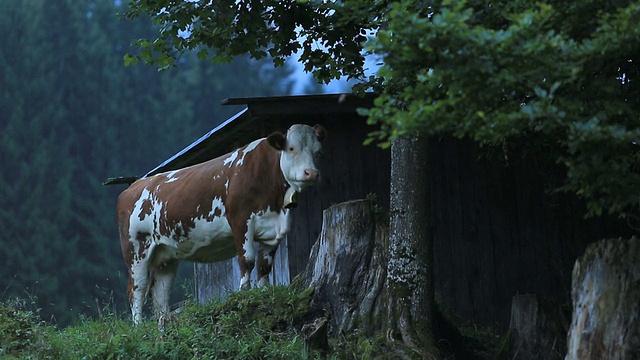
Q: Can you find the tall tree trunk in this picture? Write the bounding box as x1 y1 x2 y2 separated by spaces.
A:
387 135 437 357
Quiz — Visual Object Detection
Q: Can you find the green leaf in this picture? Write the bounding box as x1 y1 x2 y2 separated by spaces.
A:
533 86 547 99
123 54 139 67
196 49 209 60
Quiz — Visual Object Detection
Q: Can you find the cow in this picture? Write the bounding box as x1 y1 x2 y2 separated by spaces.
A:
117 124 326 325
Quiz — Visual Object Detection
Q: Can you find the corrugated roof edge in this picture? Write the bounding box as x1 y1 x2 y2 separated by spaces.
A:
222 92 376 109
221 93 350 105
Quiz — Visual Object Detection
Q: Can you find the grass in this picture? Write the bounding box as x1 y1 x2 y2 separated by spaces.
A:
0 286 391 359
1 286 508 359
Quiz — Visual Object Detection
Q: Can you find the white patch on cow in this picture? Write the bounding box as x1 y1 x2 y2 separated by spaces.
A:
237 138 263 166
130 188 163 242
223 149 239 167
168 197 234 262
240 272 251 290
252 207 291 246
211 197 225 216
164 170 181 183
174 217 234 262
225 178 230 193
243 217 257 261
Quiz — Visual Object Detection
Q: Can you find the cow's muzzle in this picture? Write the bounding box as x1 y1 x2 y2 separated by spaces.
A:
303 168 320 182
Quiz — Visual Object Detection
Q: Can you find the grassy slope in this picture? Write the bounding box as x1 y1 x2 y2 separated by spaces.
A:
1 286 507 359
0 286 390 359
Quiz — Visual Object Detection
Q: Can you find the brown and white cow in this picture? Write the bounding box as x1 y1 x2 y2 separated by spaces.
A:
117 124 326 325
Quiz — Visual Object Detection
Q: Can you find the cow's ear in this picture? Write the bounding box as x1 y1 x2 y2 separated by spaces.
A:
313 124 327 142
267 131 287 151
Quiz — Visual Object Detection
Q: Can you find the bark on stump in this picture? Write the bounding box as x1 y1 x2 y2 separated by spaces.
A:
509 294 567 360
565 237 640 359
299 199 388 336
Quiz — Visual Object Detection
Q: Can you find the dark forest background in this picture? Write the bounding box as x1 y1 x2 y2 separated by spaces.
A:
0 0 328 326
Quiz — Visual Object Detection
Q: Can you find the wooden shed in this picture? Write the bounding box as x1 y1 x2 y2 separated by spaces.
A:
110 93 632 331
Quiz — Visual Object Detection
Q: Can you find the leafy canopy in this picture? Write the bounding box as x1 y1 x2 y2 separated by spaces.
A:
124 0 381 80
125 0 640 219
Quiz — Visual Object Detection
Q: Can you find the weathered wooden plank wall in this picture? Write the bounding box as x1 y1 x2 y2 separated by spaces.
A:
429 137 631 330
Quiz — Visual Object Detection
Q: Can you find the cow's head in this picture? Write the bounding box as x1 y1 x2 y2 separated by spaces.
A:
267 124 326 192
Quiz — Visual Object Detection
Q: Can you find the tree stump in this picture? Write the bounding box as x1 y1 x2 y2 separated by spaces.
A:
298 199 388 335
508 294 567 360
565 237 640 359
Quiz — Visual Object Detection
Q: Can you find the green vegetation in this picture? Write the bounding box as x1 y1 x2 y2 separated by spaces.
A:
0 286 512 359
0 286 395 360
365 0 640 219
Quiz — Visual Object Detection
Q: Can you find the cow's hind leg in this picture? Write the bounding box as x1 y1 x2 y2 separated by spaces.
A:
257 246 277 287
129 257 150 325
150 258 179 331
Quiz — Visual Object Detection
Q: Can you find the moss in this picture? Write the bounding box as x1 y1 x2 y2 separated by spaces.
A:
329 332 395 359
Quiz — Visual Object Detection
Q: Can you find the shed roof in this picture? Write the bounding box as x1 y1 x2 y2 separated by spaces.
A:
103 93 374 185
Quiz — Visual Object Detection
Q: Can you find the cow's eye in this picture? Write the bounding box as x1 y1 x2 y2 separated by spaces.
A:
289 147 295 152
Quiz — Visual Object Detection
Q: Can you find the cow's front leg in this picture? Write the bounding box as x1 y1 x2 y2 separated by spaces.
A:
257 246 278 287
151 258 179 331
235 217 257 290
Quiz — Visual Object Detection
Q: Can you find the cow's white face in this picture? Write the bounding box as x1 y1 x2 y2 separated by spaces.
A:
267 124 326 192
